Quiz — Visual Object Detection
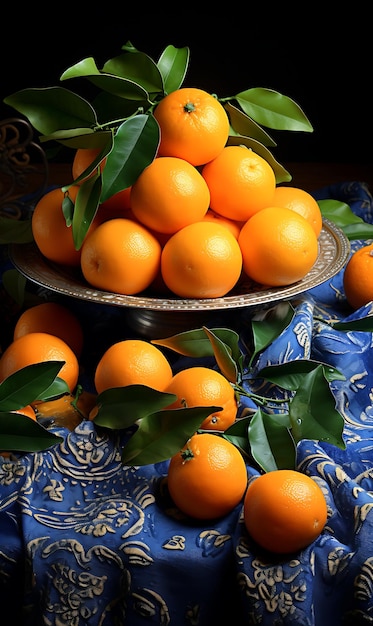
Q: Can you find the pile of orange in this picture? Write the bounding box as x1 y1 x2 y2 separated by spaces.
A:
30 86 322 300
0 302 329 554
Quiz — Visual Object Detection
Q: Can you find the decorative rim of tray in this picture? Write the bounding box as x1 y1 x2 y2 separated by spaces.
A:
10 218 350 312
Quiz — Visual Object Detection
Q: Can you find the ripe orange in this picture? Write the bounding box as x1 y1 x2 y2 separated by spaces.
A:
161 221 243 298
243 469 328 553
153 87 229 166
202 209 244 239
201 146 276 221
94 339 173 394
12 405 37 420
0 332 79 394
72 147 105 181
164 366 237 431
13 301 84 357
343 242 373 309
167 432 247 520
130 156 210 235
80 218 162 295
272 185 323 236
238 206 319 286
32 185 83 266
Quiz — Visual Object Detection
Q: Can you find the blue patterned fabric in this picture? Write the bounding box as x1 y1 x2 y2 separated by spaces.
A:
1 180 373 625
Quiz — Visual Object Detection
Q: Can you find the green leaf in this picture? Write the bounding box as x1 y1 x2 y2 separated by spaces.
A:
102 51 164 96
4 87 98 136
0 362 65 410
235 88 313 132
43 129 113 150
60 56 101 79
250 302 295 366
224 416 251 458
72 175 102 249
319 199 373 240
225 102 277 147
93 385 177 429
0 412 63 452
157 45 190 94
0 217 33 244
152 327 215 357
202 327 239 383
121 406 221 466
100 115 160 202
226 136 292 184
61 55 152 102
62 192 74 226
37 377 70 401
257 359 345 390
248 409 296 472
152 326 240 361
333 316 373 332
289 366 345 448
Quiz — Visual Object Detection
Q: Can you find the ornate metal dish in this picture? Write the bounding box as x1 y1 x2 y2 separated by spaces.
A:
10 218 349 311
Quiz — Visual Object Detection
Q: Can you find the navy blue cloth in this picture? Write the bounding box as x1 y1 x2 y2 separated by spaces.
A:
1 180 373 625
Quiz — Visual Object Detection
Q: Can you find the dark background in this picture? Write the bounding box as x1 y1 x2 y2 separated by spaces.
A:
1 7 371 166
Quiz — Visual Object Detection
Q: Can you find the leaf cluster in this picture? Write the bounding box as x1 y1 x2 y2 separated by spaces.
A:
0 362 68 453
3 40 313 247
90 301 373 472
3 302 373 468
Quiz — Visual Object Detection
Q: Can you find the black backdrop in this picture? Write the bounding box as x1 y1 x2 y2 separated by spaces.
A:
1 7 371 165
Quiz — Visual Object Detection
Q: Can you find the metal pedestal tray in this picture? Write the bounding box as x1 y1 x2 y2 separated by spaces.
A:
10 218 350 338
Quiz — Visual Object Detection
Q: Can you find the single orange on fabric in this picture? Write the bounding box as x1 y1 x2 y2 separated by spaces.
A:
153 87 229 166
243 469 328 554
167 432 247 520
343 242 373 309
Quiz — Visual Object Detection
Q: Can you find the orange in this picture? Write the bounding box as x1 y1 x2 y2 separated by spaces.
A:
96 187 132 221
167 432 247 520
272 185 323 236
72 147 105 181
201 146 276 221
153 87 229 166
163 366 237 431
12 405 37 420
243 469 328 554
238 206 318 286
130 156 210 235
94 339 173 394
32 185 83 266
80 218 162 295
13 301 84 357
0 332 79 394
161 221 243 298
343 242 373 309
202 209 244 239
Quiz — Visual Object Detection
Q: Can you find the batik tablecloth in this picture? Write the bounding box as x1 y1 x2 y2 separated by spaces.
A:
1 181 373 626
